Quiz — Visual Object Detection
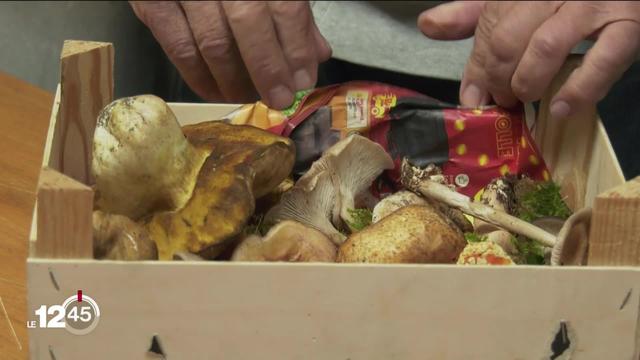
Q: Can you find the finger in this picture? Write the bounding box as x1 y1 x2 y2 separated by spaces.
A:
311 19 332 62
483 1 562 108
181 1 256 103
222 1 295 109
130 1 222 101
418 1 485 40
551 20 640 119
511 3 596 102
459 2 495 107
268 1 318 91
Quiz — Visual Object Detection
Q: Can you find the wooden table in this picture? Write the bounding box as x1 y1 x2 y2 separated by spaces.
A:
0 72 53 359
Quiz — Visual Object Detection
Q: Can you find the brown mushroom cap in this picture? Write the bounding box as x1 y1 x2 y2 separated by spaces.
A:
231 221 336 262
338 205 466 263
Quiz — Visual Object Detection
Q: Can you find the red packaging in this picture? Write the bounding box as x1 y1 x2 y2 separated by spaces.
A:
227 81 549 197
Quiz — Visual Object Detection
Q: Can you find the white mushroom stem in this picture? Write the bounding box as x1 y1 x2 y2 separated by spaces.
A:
410 180 557 248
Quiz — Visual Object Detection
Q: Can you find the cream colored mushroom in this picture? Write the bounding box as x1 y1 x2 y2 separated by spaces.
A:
298 134 394 231
265 171 346 244
232 221 336 262
372 190 428 223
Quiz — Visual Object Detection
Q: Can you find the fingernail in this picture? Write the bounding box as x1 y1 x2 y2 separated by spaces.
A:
460 83 486 107
268 85 294 109
293 69 313 90
550 100 571 120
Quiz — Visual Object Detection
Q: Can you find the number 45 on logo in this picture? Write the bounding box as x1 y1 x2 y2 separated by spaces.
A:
27 290 101 335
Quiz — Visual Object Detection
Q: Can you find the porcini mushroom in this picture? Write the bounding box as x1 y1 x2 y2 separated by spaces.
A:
93 95 295 260
93 95 210 220
231 221 336 262
337 205 466 263
265 171 346 244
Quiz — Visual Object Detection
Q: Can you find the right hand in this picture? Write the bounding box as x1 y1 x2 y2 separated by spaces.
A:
130 1 332 109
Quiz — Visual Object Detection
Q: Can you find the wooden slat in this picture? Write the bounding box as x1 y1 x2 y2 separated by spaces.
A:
46 40 113 185
535 55 625 210
35 167 93 259
589 177 640 265
27 260 640 359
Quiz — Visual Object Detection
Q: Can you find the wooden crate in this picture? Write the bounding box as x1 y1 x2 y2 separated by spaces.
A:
26 41 640 359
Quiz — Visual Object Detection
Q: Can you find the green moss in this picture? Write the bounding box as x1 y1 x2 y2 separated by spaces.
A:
510 235 546 265
517 181 571 222
464 232 487 243
345 208 373 232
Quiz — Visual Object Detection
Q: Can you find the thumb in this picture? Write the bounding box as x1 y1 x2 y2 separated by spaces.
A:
418 1 485 40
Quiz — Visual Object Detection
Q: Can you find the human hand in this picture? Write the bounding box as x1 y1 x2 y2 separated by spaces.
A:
419 1 640 119
131 1 331 109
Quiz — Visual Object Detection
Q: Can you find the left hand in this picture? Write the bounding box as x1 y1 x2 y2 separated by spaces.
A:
418 1 640 119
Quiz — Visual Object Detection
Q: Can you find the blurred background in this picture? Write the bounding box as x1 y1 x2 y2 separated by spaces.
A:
1 1 638 179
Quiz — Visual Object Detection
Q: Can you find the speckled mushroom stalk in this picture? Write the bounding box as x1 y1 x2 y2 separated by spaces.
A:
400 158 590 266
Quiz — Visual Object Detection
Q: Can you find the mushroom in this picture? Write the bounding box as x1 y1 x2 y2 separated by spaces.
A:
93 95 210 220
337 205 466 263
93 95 296 260
93 210 157 260
400 158 591 266
474 176 517 234
298 134 394 231
372 190 428 223
457 241 515 265
485 230 519 258
265 171 346 244
173 252 205 261
231 221 336 262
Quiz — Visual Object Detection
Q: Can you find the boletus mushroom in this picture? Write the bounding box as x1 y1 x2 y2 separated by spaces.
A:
231 221 336 262
93 95 295 260
337 205 467 263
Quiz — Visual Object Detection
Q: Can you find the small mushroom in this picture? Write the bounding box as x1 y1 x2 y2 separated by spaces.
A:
298 134 394 231
93 210 157 260
475 176 517 234
265 171 345 244
485 230 519 258
231 221 336 262
372 191 428 223
457 241 514 265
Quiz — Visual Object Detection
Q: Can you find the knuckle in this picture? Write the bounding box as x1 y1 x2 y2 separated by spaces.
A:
285 45 314 67
511 75 539 101
251 59 286 83
165 38 200 64
269 1 306 18
530 34 561 59
489 28 519 63
197 33 235 62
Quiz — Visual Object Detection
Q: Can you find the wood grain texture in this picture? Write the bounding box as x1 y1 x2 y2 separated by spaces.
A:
35 168 93 259
535 55 625 209
0 71 53 359
589 177 640 265
28 260 640 359
47 40 113 185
